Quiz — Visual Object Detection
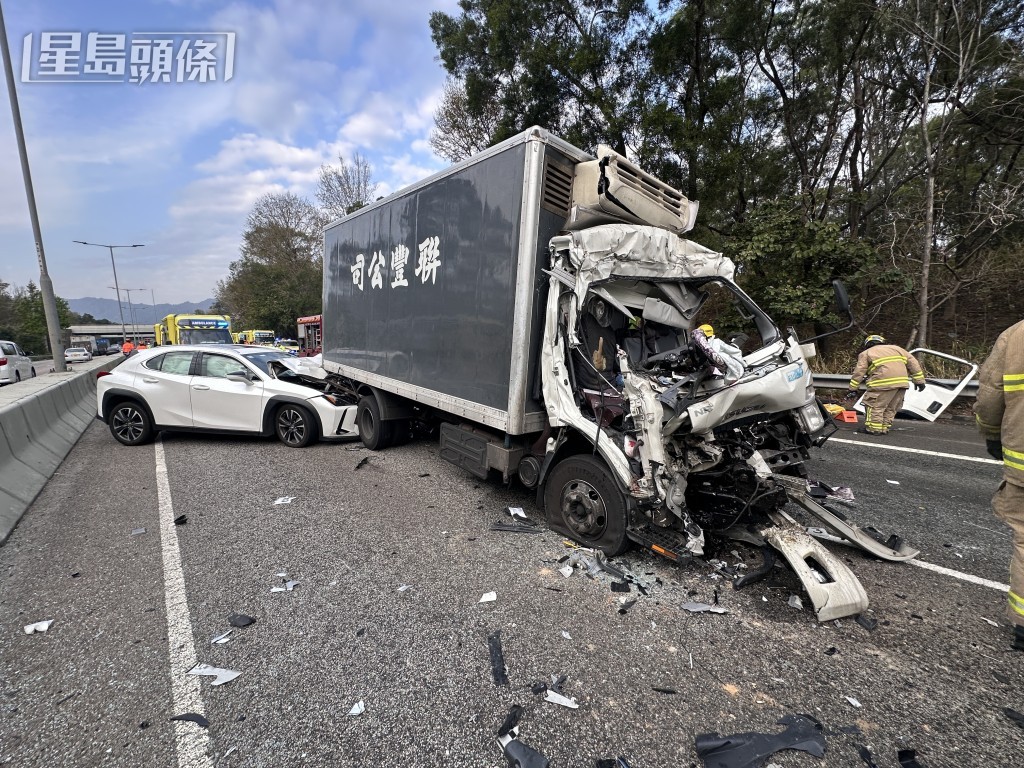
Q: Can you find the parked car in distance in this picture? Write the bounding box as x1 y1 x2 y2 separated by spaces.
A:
0 340 36 385
65 347 93 363
275 339 301 356
95 345 359 447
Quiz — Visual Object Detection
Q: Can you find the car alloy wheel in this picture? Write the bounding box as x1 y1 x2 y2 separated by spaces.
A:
276 404 315 447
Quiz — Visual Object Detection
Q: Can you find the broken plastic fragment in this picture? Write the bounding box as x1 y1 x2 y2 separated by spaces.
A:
497 705 524 737
223 747 237 759
544 689 579 709
885 479 900 485
348 700 365 716
681 602 728 614
271 580 300 593
824 647 839 656
507 506 528 521
131 527 146 536
559 565 574 578
188 663 241 686
170 712 209 728
611 581 630 593
1005 707 1024 730
694 714 826 768
354 457 369 470
273 496 295 505
859 745 880 768
981 617 998 627
561 630 572 640
173 515 187 526
897 748 926 767
228 613 256 628
498 725 550 768
397 584 413 592
211 630 232 645
845 696 862 708
788 594 804 611
855 614 878 632
596 759 632 768
617 599 637 615
24 620 54 634
487 630 509 686
652 686 677 695
479 591 497 603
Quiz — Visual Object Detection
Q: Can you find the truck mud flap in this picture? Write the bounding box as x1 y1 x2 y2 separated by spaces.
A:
773 475 919 562
761 519 869 622
626 524 695 564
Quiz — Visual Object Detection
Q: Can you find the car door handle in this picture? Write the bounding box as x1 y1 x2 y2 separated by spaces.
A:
143 378 159 383
192 384 210 390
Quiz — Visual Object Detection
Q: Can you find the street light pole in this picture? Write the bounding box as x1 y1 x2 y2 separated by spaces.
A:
75 241 144 343
150 288 157 325
1 0 65 370
124 288 149 341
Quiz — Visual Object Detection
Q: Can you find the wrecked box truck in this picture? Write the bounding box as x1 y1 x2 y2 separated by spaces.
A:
322 127 917 621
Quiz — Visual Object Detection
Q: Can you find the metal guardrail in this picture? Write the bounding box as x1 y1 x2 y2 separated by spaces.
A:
812 373 978 397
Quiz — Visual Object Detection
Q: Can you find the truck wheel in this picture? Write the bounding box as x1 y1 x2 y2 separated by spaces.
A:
275 404 317 448
544 455 628 556
109 401 154 446
357 395 394 450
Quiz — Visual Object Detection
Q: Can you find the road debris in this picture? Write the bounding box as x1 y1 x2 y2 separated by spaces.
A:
855 615 878 632
981 617 998 627
561 630 572 640
491 523 544 534
681 602 728 615
354 457 370 470
173 515 187 526
273 497 295 505
807 481 855 503
1005 707 1024 730
544 689 579 709
348 700 365 716
187 663 241 686
897 748 926 767
479 591 497 603
652 686 678 694
617 599 637 615
596 758 632 768
558 565 574 578
845 696 862 708
788 594 804 611
497 724 549 768
131 527 146 536
23 620 53 634
397 584 413 592
211 630 232 645
271 577 300 593
824 647 839 656
885 479 900 485
694 714 826 768
228 613 256 628
487 630 509 686
993 671 1010 684
858 746 879 768
222 747 238 759
611 581 630 593
169 713 209 728
506 506 535 523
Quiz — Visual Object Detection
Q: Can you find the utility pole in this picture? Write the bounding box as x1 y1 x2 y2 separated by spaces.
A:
78 241 144 342
1 0 65 370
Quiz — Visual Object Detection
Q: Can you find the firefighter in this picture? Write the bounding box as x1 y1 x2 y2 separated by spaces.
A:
974 319 1024 652
845 334 925 435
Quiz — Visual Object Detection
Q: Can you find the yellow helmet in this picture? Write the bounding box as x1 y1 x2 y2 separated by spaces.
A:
698 323 714 337
864 334 885 347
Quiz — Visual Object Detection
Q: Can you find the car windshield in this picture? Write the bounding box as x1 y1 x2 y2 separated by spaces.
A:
239 349 290 374
180 329 233 344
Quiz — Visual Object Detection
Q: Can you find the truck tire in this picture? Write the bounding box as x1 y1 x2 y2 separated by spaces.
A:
357 395 394 450
275 404 317 448
544 455 628 556
109 401 155 446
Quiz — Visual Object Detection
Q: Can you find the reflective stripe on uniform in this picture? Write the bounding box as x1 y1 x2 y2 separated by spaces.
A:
976 414 1000 430
1004 446 1024 471
867 376 909 388
849 380 860 389
1010 590 1024 618
868 355 906 373
911 371 925 381
1005 373 1024 392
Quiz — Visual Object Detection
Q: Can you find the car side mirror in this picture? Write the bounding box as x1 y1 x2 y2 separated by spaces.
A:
225 371 254 384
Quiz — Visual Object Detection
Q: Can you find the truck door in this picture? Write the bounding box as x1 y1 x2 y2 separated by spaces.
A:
190 352 265 431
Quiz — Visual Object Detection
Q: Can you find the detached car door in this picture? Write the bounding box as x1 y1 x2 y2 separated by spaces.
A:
189 352 265 432
135 351 196 427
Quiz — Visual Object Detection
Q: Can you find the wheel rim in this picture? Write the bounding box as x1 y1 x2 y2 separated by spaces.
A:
113 407 144 442
359 408 375 439
560 479 608 539
279 408 306 445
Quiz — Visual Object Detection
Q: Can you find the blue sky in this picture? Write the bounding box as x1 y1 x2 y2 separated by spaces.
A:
1 0 458 303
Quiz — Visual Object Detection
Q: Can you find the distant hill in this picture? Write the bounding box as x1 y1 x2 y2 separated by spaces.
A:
68 297 217 323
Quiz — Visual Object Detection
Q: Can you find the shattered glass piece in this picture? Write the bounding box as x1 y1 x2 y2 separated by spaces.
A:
681 602 728 614
845 696 862 708
544 689 579 709
788 594 804 611
855 614 878 632
694 714 826 768
497 704 524 737
561 630 572 640
487 630 509 686
187 663 241 686
859 745 879 767
23 620 54 634
173 515 187 526
273 497 295 505
1004 708 1024 730
228 613 256 628
397 584 413 592
479 591 497 603
170 712 209 728
131 528 146 536
211 630 233 645
897 748 926 767
559 565 574 578
348 700 365 716
223 747 237 759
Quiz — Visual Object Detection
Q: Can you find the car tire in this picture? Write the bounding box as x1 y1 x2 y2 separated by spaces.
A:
275 404 317 448
14 372 20 383
544 454 628 556
356 395 394 450
108 401 154 446
30 367 36 378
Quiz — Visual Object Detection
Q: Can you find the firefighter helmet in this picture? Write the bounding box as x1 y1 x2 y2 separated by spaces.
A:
864 334 886 348
698 323 715 337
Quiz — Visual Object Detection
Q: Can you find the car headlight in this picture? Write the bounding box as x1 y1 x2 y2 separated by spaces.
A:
796 400 825 434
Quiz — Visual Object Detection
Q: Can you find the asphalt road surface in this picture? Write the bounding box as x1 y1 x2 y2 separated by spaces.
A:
2 416 1021 767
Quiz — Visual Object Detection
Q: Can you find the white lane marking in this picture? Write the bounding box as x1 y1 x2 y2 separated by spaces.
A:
908 558 1009 592
829 437 1002 465
156 438 213 767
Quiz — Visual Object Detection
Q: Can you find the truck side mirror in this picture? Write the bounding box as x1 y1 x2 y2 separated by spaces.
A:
832 279 851 318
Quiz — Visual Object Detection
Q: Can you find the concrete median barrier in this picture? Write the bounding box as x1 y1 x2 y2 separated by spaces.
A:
0 356 122 543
